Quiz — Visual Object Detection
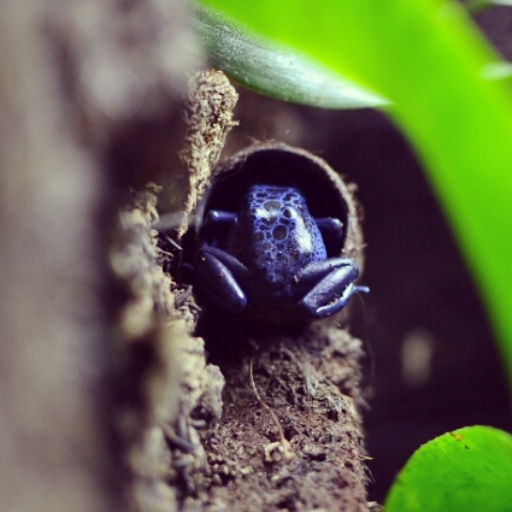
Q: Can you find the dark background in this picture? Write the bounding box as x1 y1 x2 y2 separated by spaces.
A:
224 7 512 501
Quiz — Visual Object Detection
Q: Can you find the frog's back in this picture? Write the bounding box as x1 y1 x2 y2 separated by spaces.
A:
226 185 326 289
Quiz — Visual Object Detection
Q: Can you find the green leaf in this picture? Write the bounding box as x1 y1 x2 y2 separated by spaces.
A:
196 0 512 389
193 5 388 109
384 426 512 511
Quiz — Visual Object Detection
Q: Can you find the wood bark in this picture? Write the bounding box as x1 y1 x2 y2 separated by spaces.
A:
0 1 195 511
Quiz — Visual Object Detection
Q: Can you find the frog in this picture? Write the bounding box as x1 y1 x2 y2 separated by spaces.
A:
194 184 368 321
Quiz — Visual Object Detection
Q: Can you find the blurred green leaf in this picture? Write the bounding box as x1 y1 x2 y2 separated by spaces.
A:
196 0 512 389
193 5 388 108
384 426 512 511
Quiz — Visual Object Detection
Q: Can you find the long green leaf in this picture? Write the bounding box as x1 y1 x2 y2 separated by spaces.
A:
193 5 388 108
196 0 512 388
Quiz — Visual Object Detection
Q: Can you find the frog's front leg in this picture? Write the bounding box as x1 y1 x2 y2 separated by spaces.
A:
295 258 369 319
194 245 251 313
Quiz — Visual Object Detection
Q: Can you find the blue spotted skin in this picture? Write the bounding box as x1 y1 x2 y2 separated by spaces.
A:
225 185 326 296
195 184 368 321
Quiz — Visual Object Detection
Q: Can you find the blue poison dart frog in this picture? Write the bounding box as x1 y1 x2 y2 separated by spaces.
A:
194 183 369 322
